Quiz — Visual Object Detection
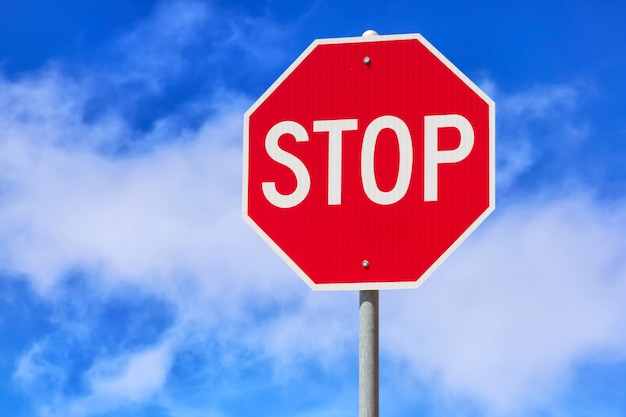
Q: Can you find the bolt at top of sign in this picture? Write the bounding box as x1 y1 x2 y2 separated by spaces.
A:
243 33 495 290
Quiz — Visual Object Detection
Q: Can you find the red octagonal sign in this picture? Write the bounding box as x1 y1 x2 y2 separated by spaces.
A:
243 33 495 290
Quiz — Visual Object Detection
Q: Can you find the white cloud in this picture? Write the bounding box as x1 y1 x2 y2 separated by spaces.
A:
14 342 67 389
87 342 173 402
18 341 175 417
493 82 590 188
0 75 222 286
108 0 211 93
247 290 357 376
500 84 579 118
90 0 288 100
382 195 626 415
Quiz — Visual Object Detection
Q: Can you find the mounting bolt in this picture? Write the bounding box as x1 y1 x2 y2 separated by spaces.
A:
363 56 371 66
362 260 370 270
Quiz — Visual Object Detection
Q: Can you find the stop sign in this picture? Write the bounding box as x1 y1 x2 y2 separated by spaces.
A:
243 33 495 290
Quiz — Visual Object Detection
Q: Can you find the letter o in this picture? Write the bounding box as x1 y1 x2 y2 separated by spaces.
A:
361 115 413 205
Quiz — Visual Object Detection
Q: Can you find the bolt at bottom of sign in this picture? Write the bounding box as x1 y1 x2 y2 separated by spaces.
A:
362 260 370 270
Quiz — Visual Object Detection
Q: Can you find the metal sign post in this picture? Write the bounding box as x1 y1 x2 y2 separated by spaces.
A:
359 289 379 417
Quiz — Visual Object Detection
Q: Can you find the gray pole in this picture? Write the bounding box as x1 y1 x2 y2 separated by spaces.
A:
359 289 379 417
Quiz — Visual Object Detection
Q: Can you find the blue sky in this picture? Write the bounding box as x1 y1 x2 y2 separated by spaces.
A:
0 0 626 416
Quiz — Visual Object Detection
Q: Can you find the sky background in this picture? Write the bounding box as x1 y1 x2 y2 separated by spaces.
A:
0 1 626 416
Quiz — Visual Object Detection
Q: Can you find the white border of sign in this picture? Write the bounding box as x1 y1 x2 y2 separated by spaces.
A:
243 33 495 291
